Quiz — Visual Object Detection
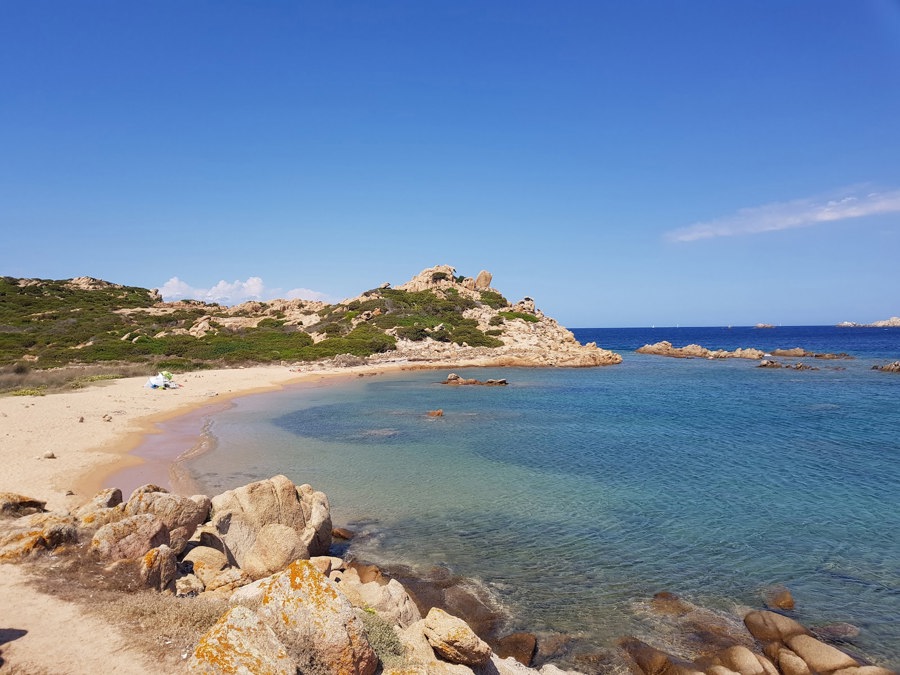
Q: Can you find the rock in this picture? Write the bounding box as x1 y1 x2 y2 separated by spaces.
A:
189 605 296 674
618 637 703 675
336 563 422 628
758 359 782 368
310 554 345 576
716 645 765 675
209 475 331 575
139 544 178 592
90 513 169 561
42 451 56 459
74 488 126 529
763 585 795 610
784 634 859 672
812 622 861 641
650 591 692 615
0 492 46 518
332 527 355 540
0 514 79 560
176 573 205 597
394 620 473 674
228 576 271 609
875 361 900 373
124 486 210 554
182 546 229 586
743 610 810 643
428 409 444 417
423 607 492 667
241 522 309 580
475 270 493 290
495 632 537 666
774 648 812 675
205 567 252 595
257 560 378 675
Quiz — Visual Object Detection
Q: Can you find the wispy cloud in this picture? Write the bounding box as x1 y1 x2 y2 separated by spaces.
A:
158 276 330 305
667 188 900 243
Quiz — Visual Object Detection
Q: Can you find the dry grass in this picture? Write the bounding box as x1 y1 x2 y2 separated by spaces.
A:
0 363 151 395
20 546 228 667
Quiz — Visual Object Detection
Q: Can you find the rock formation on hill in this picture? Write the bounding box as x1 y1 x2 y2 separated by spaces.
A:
837 316 900 328
1 265 620 369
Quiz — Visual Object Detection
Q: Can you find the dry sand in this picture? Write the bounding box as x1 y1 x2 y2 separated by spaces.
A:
0 362 409 673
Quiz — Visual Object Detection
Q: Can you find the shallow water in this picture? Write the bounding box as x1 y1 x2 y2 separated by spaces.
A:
165 327 900 667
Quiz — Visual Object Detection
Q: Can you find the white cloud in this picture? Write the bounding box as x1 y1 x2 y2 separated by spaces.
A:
158 276 330 305
667 188 900 243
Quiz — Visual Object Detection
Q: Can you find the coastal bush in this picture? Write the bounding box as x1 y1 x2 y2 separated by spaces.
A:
431 271 449 282
499 311 539 323
449 326 503 348
489 315 504 326
360 608 406 668
485 329 503 336
479 290 509 308
395 325 430 341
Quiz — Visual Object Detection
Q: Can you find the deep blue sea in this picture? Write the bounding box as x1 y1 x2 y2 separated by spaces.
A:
167 326 900 667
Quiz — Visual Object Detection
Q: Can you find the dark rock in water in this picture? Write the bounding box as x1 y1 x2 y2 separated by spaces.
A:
572 648 619 674
763 584 796 610
332 527 355 540
618 637 697 675
495 632 537 666
874 361 900 372
812 622 861 641
651 590 692 615
535 632 575 662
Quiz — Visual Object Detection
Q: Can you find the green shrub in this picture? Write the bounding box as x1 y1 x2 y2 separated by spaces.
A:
431 271 449 282
449 326 503 347
485 329 503 336
360 609 406 669
499 311 539 323
489 315 504 326
479 290 509 308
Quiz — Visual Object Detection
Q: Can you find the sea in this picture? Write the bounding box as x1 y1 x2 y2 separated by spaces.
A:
139 326 900 668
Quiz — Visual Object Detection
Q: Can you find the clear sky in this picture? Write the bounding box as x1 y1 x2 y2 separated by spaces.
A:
2 1 899 327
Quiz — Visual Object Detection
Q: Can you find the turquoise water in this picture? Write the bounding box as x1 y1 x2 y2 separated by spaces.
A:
173 327 900 667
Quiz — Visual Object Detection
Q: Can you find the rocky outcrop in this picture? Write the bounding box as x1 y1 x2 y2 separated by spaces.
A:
770 348 852 360
0 492 47 518
637 341 765 360
209 475 331 579
139 544 178 592
124 486 210 554
874 361 900 372
442 373 508 386
838 316 900 328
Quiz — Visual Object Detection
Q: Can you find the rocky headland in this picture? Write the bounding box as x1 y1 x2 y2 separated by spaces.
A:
836 317 900 328
2 478 895 675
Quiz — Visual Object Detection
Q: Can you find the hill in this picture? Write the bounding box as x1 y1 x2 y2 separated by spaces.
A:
0 266 620 381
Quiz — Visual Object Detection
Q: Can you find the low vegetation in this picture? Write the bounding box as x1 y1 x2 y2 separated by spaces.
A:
0 272 530 392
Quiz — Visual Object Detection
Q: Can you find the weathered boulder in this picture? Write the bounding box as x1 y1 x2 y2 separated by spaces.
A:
743 610 810 643
336 562 422 628
784 634 858 672
714 645 766 675
423 607 492 667
205 568 252 595
182 545 229 587
241 522 309 580
257 560 378 675
90 513 169 561
395 620 474 675
475 270 493 290
209 475 331 576
773 647 812 675
139 544 178 592
189 605 296 674
0 492 46 518
176 573 205 597
74 488 125 529
124 486 210 554
0 513 79 560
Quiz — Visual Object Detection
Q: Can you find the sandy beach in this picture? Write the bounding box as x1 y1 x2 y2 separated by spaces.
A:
0 363 392 673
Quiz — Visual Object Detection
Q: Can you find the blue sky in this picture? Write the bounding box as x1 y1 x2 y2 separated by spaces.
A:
2 1 899 327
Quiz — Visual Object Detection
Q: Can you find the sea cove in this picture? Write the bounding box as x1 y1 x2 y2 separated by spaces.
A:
158 326 900 669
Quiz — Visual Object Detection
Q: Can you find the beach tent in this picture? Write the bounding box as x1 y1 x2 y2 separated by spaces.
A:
145 371 178 389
